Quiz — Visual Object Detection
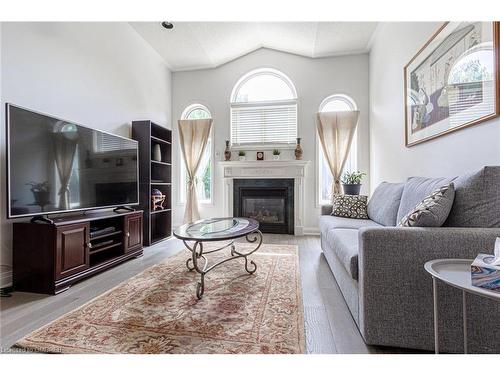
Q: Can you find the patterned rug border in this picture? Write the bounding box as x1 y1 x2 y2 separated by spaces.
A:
14 243 305 354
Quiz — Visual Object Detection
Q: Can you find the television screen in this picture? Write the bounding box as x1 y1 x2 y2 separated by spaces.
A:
7 104 139 218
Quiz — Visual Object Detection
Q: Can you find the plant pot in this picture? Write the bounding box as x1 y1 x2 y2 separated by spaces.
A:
342 184 361 195
238 156 246 161
273 155 280 160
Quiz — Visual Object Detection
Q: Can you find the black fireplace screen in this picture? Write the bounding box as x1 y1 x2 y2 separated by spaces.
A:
233 179 294 234
243 197 285 224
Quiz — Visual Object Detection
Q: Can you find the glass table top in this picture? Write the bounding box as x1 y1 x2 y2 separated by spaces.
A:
173 217 259 241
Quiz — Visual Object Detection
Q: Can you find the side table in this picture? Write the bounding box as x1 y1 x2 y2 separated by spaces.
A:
424 259 500 354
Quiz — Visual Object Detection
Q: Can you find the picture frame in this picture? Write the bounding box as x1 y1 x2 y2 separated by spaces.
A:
256 151 264 161
404 22 500 147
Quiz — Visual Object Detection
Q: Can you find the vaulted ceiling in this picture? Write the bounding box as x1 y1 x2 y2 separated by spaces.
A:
130 22 378 71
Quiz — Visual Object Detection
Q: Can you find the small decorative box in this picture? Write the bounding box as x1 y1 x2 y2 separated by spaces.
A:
471 254 500 291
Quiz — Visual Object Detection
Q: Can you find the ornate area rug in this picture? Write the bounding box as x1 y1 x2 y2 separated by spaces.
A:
15 243 305 354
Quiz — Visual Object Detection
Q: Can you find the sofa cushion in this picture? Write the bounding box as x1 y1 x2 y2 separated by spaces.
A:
445 166 500 228
396 176 454 224
325 229 359 280
319 215 382 233
367 182 405 226
398 183 455 227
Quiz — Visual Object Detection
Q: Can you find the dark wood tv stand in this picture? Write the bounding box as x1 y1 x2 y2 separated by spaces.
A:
13 210 143 294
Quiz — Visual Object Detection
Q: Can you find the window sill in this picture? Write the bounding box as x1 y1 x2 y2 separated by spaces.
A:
317 201 331 208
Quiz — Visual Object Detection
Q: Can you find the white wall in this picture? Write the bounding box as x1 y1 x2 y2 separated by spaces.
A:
369 22 500 189
0 22 172 287
172 48 369 232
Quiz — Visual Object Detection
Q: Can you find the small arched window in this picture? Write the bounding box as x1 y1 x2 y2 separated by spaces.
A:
319 94 357 112
230 68 298 146
179 103 213 203
318 94 358 204
182 103 212 120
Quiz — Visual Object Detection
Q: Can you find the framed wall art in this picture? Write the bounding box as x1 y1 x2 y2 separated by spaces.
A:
404 22 500 146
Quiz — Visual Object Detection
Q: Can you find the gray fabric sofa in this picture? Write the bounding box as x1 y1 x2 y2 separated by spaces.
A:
319 166 500 353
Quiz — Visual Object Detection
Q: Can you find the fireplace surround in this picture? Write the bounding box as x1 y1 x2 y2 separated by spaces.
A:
220 160 309 235
233 179 294 234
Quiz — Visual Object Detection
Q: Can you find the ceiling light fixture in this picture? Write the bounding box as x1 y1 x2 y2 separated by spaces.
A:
161 22 174 30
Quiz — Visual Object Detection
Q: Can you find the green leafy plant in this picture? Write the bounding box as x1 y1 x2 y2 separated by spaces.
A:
26 181 50 192
341 171 366 185
238 151 246 156
272 149 281 156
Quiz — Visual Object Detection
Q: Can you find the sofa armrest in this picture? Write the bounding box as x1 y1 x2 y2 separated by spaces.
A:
321 204 333 216
357 226 500 351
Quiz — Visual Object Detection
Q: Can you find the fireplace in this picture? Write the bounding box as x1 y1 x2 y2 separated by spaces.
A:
233 179 294 234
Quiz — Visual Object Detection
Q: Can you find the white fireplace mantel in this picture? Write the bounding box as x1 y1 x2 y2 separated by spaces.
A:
218 160 310 235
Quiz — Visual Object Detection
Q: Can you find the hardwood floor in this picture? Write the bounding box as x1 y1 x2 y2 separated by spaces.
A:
0 234 419 353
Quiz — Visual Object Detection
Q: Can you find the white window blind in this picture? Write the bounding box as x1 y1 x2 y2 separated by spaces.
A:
231 100 297 146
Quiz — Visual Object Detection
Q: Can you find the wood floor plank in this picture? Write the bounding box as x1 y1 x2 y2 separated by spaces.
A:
303 306 337 354
319 286 373 354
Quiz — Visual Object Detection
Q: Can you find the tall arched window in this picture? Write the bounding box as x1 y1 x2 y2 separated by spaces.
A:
179 104 212 204
230 68 297 146
318 94 358 204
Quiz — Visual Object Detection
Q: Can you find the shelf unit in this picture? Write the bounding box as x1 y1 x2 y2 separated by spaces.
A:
132 120 172 246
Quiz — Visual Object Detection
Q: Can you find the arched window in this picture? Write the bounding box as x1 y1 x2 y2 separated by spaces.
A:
230 68 297 146
317 94 358 204
180 104 212 204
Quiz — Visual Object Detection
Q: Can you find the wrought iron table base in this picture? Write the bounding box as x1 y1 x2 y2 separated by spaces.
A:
183 230 263 299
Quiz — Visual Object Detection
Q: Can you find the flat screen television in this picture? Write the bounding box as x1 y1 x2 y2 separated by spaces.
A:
6 104 139 219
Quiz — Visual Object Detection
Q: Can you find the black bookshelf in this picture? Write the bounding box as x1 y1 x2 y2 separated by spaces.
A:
132 120 172 246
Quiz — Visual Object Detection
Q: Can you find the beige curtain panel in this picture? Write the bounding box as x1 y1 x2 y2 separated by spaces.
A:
178 118 213 224
316 110 360 198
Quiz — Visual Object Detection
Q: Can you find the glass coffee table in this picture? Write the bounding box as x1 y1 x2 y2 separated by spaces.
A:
173 217 262 299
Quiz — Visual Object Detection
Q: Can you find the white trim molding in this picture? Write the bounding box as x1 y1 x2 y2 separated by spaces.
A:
219 160 309 236
303 227 320 236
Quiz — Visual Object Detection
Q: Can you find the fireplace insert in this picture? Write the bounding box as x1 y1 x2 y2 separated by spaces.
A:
233 179 294 234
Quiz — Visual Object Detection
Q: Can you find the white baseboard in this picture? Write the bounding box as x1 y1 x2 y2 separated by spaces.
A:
302 227 320 236
0 269 13 289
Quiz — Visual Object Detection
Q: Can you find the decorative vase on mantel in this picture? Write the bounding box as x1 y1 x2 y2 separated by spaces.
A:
224 140 231 161
294 137 303 160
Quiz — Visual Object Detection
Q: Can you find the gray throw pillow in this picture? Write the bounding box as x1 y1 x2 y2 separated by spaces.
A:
397 176 455 223
367 182 405 226
398 183 455 227
331 194 368 219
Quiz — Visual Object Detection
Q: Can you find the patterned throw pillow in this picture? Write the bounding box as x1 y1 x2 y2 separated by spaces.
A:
331 194 369 219
398 183 455 227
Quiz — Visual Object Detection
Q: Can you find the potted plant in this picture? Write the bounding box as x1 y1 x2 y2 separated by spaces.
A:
341 171 366 195
238 150 246 161
272 149 281 160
